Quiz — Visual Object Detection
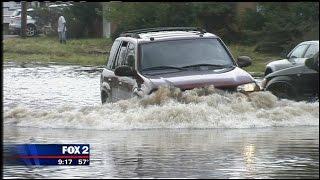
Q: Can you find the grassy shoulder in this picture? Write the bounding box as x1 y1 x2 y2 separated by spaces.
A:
3 36 280 73
228 44 279 74
3 36 112 66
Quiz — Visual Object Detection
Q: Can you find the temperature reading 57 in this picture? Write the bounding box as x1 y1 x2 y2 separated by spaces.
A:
78 159 90 165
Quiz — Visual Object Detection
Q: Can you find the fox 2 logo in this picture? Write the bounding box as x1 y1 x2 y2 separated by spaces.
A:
62 145 89 155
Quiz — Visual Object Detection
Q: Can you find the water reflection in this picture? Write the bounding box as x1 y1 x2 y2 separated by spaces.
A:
3 126 319 178
243 143 256 177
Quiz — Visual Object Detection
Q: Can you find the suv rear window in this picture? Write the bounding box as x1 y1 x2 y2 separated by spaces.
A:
139 38 233 70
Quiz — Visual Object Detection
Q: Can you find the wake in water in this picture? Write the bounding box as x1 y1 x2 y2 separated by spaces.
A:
4 86 319 130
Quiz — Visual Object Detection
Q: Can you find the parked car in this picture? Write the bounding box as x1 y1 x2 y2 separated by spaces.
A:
48 3 73 9
264 40 319 76
8 8 38 37
100 27 260 103
261 52 319 101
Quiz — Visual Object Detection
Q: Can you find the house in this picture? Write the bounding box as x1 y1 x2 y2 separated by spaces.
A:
3 2 21 34
3 1 21 24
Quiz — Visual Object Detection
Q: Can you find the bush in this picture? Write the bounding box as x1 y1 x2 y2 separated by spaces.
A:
235 2 318 54
63 2 102 39
255 42 284 54
253 2 319 54
241 9 265 31
240 30 264 45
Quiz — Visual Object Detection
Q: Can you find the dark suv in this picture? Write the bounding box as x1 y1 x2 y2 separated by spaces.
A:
261 52 319 101
100 27 260 103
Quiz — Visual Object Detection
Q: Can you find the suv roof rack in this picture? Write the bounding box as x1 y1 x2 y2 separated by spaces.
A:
119 27 207 38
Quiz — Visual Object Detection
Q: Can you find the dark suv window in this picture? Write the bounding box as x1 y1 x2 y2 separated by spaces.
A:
123 42 135 68
114 41 128 68
139 38 233 70
109 41 135 70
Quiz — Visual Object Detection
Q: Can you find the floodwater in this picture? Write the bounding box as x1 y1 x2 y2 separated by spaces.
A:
3 62 319 178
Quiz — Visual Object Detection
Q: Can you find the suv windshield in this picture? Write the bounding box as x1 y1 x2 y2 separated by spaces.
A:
139 38 234 70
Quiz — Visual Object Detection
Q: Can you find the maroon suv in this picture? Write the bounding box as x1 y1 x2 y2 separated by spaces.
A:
100 27 260 103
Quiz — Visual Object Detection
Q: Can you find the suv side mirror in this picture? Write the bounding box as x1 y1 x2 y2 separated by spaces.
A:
237 56 252 68
114 65 134 76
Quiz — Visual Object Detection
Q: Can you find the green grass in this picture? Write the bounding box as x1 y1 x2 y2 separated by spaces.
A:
4 52 106 66
3 36 280 73
228 44 279 74
3 36 112 66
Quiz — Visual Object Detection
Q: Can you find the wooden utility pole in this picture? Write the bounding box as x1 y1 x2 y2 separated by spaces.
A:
21 1 27 38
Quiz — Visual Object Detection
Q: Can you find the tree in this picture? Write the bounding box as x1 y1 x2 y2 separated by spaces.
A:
63 2 102 38
21 1 27 38
105 2 237 41
245 2 319 52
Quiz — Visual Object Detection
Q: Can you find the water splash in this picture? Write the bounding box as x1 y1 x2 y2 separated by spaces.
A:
4 86 319 130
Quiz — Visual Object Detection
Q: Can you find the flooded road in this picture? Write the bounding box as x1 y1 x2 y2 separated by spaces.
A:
3 62 102 110
3 62 319 178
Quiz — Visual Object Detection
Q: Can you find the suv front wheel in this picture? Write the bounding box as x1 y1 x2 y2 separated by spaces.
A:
26 24 37 37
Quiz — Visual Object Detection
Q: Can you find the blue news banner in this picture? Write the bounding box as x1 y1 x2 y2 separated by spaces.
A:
3 144 90 166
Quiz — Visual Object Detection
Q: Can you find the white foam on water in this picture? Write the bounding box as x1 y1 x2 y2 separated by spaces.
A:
4 86 319 130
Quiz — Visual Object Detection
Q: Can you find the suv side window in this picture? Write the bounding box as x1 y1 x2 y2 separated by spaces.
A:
289 44 308 59
106 40 121 70
114 41 129 68
304 44 319 58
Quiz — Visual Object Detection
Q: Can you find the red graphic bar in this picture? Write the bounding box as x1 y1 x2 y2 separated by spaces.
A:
16 155 90 159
